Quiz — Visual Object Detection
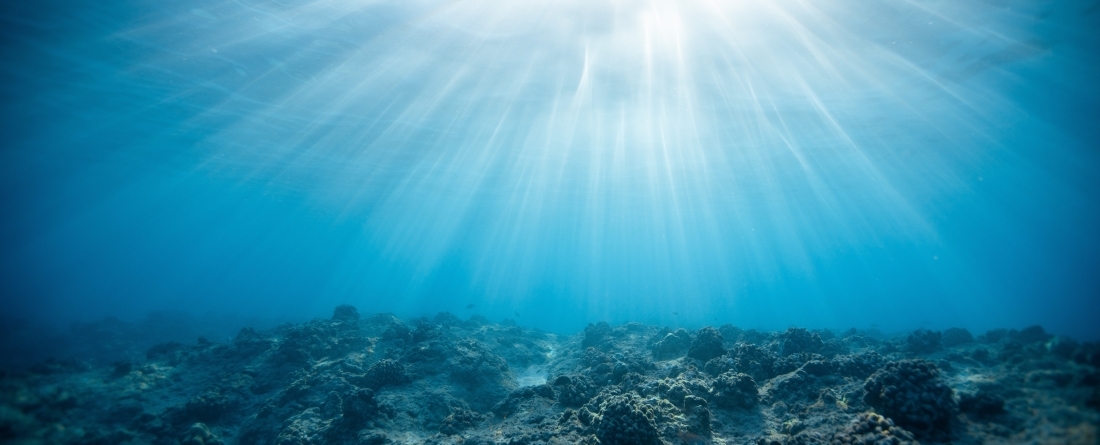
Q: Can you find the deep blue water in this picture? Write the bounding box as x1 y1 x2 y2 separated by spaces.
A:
2 0 1098 340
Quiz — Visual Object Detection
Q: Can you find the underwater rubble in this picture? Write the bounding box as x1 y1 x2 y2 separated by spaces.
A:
1 306 1098 444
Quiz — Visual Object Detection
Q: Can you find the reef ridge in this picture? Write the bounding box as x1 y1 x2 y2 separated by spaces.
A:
1 306 1098 444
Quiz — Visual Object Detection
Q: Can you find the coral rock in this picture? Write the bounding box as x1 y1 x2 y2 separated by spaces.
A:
906 329 943 354
780 328 825 356
554 375 597 407
959 391 1005 418
941 328 974 347
711 371 759 409
440 407 482 435
595 393 660 445
830 413 917 445
863 359 955 440
732 343 779 381
688 327 725 362
653 329 692 361
332 305 360 323
364 359 408 389
583 322 613 349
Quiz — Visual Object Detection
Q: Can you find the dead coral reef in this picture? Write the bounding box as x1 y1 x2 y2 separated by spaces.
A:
1 308 1098 445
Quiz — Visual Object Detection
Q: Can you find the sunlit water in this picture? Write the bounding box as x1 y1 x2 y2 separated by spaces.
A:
2 0 1098 339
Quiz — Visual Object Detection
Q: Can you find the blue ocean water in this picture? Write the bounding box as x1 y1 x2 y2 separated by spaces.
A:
1 0 1098 340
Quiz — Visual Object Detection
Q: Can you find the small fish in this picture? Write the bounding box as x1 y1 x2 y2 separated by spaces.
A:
673 312 680 316
514 312 520 317
678 431 706 445
465 304 475 309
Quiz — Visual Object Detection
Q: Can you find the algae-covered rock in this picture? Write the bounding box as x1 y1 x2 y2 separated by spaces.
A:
582 322 612 349
688 327 725 362
439 407 482 435
1 307 1095 445
332 305 360 323
595 393 660 445
652 328 692 361
864 359 955 440
906 329 943 354
779 328 824 356
554 374 596 407
831 412 917 445
364 359 407 389
711 371 758 409
182 422 224 445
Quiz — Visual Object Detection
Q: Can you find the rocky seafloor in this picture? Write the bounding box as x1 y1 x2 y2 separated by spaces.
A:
2 306 1098 445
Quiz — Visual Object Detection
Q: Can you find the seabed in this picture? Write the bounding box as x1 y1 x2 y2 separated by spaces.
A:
1 305 1097 444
